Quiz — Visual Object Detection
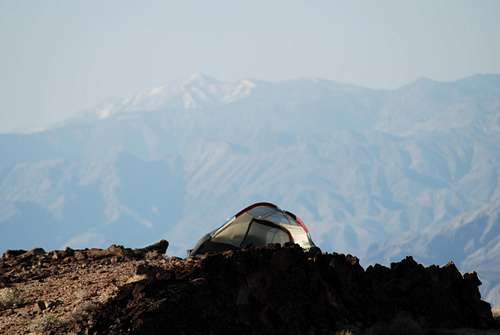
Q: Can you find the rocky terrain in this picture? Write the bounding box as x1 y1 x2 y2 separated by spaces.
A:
371 203 500 309
0 241 499 335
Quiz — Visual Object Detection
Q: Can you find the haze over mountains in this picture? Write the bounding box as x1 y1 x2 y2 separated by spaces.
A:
1 73 500 305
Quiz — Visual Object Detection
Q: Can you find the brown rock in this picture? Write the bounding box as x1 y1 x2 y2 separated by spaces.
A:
2 249 27 259
30 248 46 256
141 240 169 255
36 300 49 312
74 251 87 261
106 245 125 258
87 248 109 259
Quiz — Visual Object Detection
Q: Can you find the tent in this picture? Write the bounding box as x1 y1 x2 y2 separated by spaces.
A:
189 202 316 256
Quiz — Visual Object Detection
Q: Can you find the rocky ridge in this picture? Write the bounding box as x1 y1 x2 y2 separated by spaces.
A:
0 241 498 335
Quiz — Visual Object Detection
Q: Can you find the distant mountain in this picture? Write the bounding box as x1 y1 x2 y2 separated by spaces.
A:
1 73 500 305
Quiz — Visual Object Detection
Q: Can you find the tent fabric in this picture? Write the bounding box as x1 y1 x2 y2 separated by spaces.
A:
189 202 316 256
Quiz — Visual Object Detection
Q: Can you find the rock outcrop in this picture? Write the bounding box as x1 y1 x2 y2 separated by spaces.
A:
0 242 498 335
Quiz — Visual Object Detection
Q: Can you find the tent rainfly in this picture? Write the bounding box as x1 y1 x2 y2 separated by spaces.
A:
189 202 316 257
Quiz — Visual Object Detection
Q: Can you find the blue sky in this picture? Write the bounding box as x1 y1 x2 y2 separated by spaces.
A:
1 0 500 132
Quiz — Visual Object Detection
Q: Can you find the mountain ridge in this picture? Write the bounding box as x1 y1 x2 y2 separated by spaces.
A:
4 73 499 136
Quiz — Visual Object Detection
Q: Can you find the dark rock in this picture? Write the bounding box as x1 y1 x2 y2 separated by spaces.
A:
87 248 109 259
81 246 497 335
63 247 75 257
2 250 27 259
270 246 301 271
441 261 463 281
36 300 49 312
144 251 162 260
190 277 207 286
464 271 482 287
51 248 74 260
141 240 169 255
2 241 495 334
306 246 322 258
135 264 157 278
29 248 46 256
74 251 87 261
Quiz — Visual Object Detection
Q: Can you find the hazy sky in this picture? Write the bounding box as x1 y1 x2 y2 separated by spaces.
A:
1 0 500 132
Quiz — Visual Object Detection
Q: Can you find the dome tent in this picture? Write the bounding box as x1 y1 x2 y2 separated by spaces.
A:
189 202 316 257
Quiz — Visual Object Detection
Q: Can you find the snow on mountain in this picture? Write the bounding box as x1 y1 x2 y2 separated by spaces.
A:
88 73 257 121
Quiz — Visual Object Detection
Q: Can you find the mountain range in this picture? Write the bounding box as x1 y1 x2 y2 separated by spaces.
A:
1 73 500 306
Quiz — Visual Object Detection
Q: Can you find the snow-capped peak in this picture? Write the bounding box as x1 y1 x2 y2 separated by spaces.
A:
183 72 218 87
82 74 258 121
222 79 255 103
148 86 166 96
